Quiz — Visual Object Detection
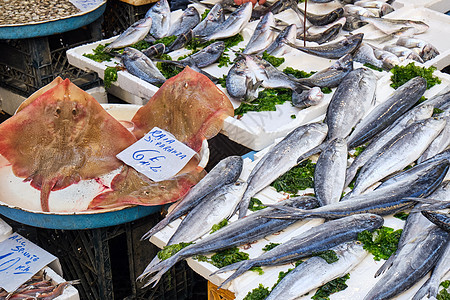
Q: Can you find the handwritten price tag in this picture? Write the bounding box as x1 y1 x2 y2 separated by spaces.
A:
117 127 196 182
0 234 57 292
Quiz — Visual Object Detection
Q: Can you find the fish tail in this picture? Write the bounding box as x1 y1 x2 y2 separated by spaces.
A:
374 253 395 277
411 275 439 300
141 217 172 240
40 180 56 212
138 254 179 283
216 261 254 289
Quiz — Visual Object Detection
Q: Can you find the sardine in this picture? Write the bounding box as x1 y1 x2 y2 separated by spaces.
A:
285 33 364 59
347 76 427 148
314 138 348 206
212 214 383 288
192 3 225 38
145 0 171 39
265 24 297 57
238 122 328 218
121 47 166 85
167 181 247 245
180 41 225 68
363 227 449 300
104 17 153 51
353 42 384 69
296 23 343 45
198 2 252 42
326 68 377 140
383 44 424 63
139 196 320 286
345 104 434 187
266 241 368 300
422 211 450 232
297 7 345 26
167 6 200 37
350 117 446 196
250 0 295 20
418 112 450 163
243 12 276 55
297 53 353 88
141 156 243 240
360 15 429 35
292 87 324 109
396 36 440 61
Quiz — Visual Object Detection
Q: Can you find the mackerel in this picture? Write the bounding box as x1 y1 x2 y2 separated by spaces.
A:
180 41 225 68
212 214 383 288
139 196 319 286
266 241 368 300
347 76 427 148
421 86 450 110
121 47 166 85
167 6 200 37
142 156 243 240
104 17 153 51
238 122 328 218
243 12 276 55
145 0 171 39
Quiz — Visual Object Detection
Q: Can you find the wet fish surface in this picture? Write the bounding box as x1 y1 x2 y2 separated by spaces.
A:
265 24 297 57
146 0 171 39
292 87 324 109
121 47 166 85
243 12 276 54
360 15 429 35
180 41 225 68
167 6 200 37
104 17 153 51
298 7 344 26
192 3 224 38
297 23 342 45
396 36 439 61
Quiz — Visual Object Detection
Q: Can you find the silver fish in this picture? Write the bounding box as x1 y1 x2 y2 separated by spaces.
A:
192 3 225 38
372 46 400 69
343 15 368 31
121 47 166 85
265 24 297 57
142 43 166 58
345 104 434 187
145 0 171 39
266 241 368 300
347 76 427 148
181 41 225 68
297 7 345 26
363 227 449 300
292 87 324 109
418 111 450 163
167 6 200 37
165 30 193 53
360 15 429 35
396 36 440 61
422 211 450 232
104 17 153 51
353 42 384 69
139 196 319 286
314 138 348 206
238 122 328 218
226 57 260 101
350 117 446 196
355 1 395 16
344 4 377 17
296 23 343 45
383 44 424 63
198 2 252 42
326 68 377 140
286 33 364 59
141 156 243 240
212 213 383 288
167 181 247 245
297 53 353 88
243 12 276 55
422 87 450 110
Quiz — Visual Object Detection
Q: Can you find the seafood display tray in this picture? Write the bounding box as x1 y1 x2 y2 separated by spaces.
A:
395 0 450 14
0 104 210 230
150 149 450 300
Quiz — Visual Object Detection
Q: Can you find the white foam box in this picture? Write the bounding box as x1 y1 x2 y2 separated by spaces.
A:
394 0 450 13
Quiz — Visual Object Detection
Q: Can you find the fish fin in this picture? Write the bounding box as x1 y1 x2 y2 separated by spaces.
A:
411 274 440 300
142 217 173 240
216 261 254 289
210 260 247 276
296 141 329 164
374 253 396 277
138 253 180 282
238 194 252 219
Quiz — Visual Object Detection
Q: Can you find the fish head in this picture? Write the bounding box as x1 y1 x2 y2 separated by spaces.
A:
207 41 225 54
421 44 440 61
149 0 170 14
139 16 153 28
184 6 199 17
208 3 224 22
354 213 384 230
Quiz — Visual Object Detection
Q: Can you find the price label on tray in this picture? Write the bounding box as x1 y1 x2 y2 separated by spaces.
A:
0 234 57 292
117 127 196 182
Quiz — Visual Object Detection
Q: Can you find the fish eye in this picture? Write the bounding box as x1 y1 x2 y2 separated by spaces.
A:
55 108 61 115
72 108 77 116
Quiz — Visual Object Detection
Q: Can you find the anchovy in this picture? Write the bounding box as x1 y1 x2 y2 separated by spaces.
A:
353 42 384 69
104 17 153 51
285 33 364 59
297 7 344 26
271 160 449 219
121 47 166 85
347 76 427 148
297 23 342 45
363 227 449 300
243 12 276 54
396 36 440 61
314 138 348 206
345 104 434 187
266 241 368 300
192 3 225 38
198 2 252 42
418 112 450 163
167 181 247 245
142 43 166 58
265 24 297 57
292 87 324 109
226 57 260 101
238 122 328 218
422 211 450 232
145 0 171 39
297 53 353 88
167 6 200 37
141 156 243 240
383 44 424 63
326 68 377 140
180 41 225 68
360 15 429 35
212 214 383 288
139 196 320 286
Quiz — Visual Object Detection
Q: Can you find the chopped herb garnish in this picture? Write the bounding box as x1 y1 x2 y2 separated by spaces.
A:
157 242 193 260
262 51 285 67
364 63 383 72
243 284 270 300
390 63 441 90
156 59 180 80
234 88 292 116
223 33 244 50
394 212 409 221
353 145 367 158
130 40 153 51
262 243 281 252
283 67 315 78
211 219 229 233
209 247 249 268
321 87 332 94
438 281 450 300
271 159 316 194
251 266 264 275
83 44 115 62
104 66 119 88
358 226 403 261
418 96 428 104
217 74 227 88
291 114 296 119
218 52 231 68
153 35 178 47
312 274 350 300
442 281 450 289
434 108 445 114
249 197 267 211
201 9 210 20
314 250 339 264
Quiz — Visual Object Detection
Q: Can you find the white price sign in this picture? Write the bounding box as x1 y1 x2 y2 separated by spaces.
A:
117 127 196 182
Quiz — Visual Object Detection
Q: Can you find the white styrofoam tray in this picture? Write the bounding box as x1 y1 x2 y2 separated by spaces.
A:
394 0 450 14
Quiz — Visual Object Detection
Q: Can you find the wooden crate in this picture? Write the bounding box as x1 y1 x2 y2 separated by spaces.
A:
208 281 235 300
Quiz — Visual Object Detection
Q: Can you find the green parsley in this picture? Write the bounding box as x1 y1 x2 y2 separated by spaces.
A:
262 243 281 252
234 88 292 116
217 74 227 88
243 284 270 300
223 33 244 50
390 63 441 90
353 145 367 158
129 40 153 51
201 9 210 20
249 198 267 211
153 35 178 47
358 226 403 261
438 280 450 300
217 52 232 68
314 250 339 264
157 242 193 260
209 247 249 268
364 63 384 72
103 66 119 88
262 51 285 67
434 108 445 114
312 274 351 300
271 159 316 194
291 114 297 119
211 219 229 233
321 87 332 94
83 44 115 62
283 67 315 79
394 212 409 221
